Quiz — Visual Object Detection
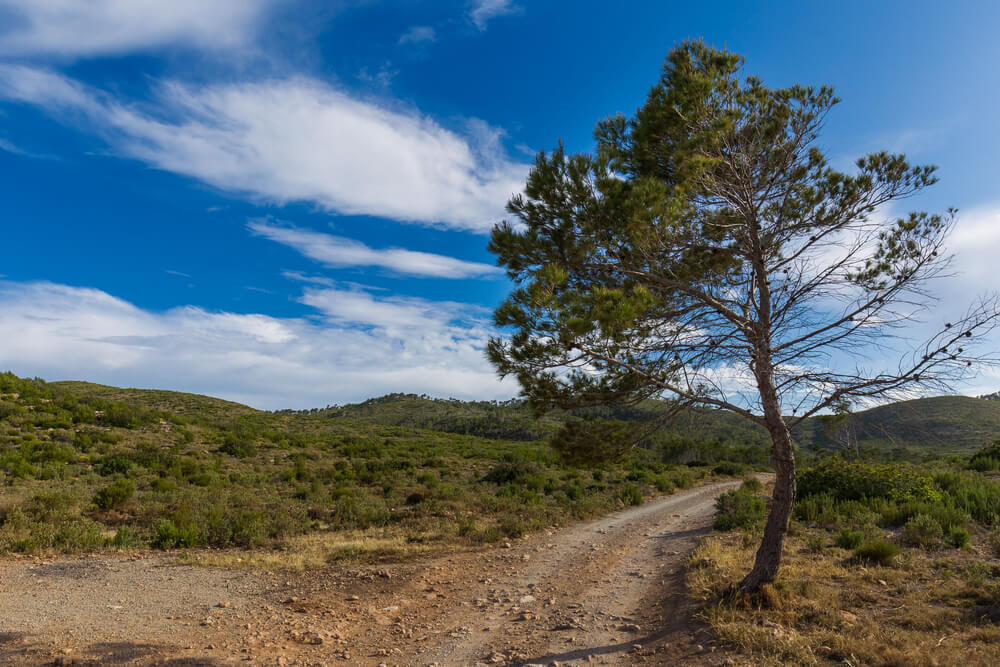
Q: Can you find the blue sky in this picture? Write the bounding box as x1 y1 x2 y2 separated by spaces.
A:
0 0 998 408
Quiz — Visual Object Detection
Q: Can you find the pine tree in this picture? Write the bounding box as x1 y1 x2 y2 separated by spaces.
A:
488 41 999 592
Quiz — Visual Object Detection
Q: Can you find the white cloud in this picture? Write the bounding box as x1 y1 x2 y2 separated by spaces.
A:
939 206 1000 299
0 281 511 409
0 0 279 58
249 220 501 279
468 0 519 30
282 271 336 287
399 25 436 45
0 65 527 232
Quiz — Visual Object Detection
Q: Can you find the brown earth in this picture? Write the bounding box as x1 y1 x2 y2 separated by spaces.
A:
0 481 745 666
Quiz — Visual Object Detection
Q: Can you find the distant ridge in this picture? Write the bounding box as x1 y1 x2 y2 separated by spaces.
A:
323 392 1000 457
41 382 1000 457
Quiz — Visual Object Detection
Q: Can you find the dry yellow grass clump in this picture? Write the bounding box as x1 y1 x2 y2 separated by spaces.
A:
688 530 1000 666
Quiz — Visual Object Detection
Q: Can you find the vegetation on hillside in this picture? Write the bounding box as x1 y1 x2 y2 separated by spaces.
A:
0 372 750 560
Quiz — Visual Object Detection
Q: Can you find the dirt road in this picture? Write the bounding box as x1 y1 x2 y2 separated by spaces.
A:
0 481 742 666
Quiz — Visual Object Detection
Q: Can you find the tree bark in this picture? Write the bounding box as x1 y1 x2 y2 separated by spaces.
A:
738 391 796 593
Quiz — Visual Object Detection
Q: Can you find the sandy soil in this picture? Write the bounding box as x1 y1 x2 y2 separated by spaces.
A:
0 481 744 666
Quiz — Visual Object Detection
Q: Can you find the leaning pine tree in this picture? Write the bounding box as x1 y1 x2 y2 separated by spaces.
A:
488 41 999 593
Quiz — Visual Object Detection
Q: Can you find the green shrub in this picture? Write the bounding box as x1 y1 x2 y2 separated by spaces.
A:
932 470 1000 525
712 461 745 476
98 453 133 476
741 477 763 493
219 437 256 458
671 469 695 489
947 525 970 549
903 513 943 548
102 402 156 429
329 492 390 529
798 459 940 503
991 528 1000 557
405 490 430 505
110 525 140 549
615 484 643 507
806 534 826 553
94 477 135 510
500 515 527 538
482 456 539 485
835 527 866 549
154 518 199 549
652 474 675 493
714 488 766 531
852 538 901 566
969 441 1000 472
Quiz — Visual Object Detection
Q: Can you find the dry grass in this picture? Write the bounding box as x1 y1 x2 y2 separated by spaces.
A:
688 529 1000 666
177 527 446 571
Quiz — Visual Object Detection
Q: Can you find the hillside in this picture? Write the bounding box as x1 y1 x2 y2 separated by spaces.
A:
0 371 732 559
794 395 1000 456
322 392 1000 459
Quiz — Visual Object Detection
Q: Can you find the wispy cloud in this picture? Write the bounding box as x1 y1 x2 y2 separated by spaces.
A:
0 135 55 159
0 0 279 58
468 0 520 31
0 281 510 409
0 65 527 233
248 220 501 279
165 269 191 278
282 271 335 287
399 25 436 45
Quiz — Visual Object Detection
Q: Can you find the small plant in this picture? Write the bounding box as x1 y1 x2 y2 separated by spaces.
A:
903 513 943 548
834 527 866 550
712 461 745 476
947 525 970 549
990 527 1000 557
110 525 140 549
714 488 766 531
93 477 134 511
741 477 763 494
652 474 675 493
806 534 826 553
852 538 901 566
615 484 643 507
154 519 199 549
219 437 256 458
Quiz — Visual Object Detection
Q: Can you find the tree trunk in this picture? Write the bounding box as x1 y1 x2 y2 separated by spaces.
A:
738 415 796 593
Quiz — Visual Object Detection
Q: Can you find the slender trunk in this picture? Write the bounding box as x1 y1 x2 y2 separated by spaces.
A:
740 211 795 593
738 377 796 593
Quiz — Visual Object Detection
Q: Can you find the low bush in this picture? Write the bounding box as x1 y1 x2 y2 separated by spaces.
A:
712 461 745 476
94 477 135 510
798 459 940 503
482 456 539 485
852 538 900 565
969 441 1000 472
652 474 675 493
219 438 257 458
947 525 971 549
615 484 643 507
834 527 867 549
903 513 943 548
714 487 766 531
110 525 140 549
